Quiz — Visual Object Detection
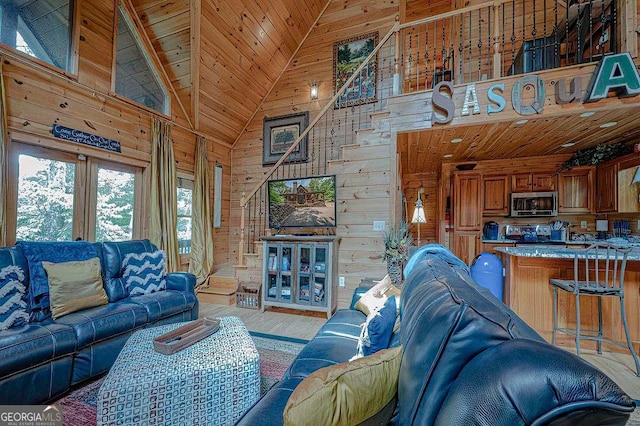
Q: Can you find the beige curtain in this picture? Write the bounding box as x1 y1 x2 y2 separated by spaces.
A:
0 60 8 247
149 117 180 272
189 136 215 286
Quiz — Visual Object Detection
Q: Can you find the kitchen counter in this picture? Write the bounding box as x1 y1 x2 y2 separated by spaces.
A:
494 246 640 260
494 246 640 353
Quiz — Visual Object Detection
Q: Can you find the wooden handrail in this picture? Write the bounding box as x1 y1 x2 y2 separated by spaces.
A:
239 20 400 207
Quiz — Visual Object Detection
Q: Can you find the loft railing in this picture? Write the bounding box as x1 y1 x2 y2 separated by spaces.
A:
238 0 622 261
400 0 618 92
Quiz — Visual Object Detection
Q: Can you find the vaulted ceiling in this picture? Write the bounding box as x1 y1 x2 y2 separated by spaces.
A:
132 0 327 145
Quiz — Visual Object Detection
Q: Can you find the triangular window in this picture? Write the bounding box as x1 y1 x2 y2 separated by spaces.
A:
0 0 75 72
115 5 168 114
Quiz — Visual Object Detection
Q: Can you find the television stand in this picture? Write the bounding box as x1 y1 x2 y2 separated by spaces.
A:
260 235 340 319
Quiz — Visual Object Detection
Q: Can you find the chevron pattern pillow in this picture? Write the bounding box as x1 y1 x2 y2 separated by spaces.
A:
122 250 167 296
0 265 30 330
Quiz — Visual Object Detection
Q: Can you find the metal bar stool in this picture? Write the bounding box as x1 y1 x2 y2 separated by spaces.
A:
550 242 640 376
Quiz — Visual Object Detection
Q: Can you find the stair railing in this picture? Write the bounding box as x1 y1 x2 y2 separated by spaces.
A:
237 22 400 263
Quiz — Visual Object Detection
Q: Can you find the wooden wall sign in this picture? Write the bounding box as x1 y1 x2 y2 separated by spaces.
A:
52 124 121 153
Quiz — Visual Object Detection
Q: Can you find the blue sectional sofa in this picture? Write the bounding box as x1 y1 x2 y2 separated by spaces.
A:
236 244 635 425
0 239 198 404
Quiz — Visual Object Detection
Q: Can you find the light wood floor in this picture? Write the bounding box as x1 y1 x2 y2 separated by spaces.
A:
199 303 640 402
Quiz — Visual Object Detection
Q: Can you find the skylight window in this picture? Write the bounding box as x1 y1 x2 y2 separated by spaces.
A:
0 1 74 72
115 6 168 114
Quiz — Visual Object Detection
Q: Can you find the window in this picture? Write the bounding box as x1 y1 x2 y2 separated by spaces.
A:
8 143 142 244
177 177 193 255
0 1 75 72
94 167 136 242
15 152 77 241
115 4 168 114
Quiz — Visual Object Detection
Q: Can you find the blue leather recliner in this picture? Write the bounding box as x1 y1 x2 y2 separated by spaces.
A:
236 244 635 425
0 239 198 404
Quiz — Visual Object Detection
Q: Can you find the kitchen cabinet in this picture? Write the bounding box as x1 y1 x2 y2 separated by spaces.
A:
482 174 510 215
262 236 340 318
454 172 482 231
596 161 618 212
596 154 640 213
453 172 482 263
558 166 594 214
454 232 481 266
512 172 557 192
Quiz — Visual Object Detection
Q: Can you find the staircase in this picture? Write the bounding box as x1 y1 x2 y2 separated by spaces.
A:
197 271 239 306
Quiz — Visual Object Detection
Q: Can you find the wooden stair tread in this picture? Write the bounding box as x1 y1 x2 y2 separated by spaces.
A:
199 286 236 296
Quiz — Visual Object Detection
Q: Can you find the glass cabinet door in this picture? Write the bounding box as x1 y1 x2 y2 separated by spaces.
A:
280 244 294 302
297 245 312 305
265 244 279 302
312 245 328 307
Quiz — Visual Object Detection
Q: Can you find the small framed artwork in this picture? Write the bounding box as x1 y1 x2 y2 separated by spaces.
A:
333 31 379 108
262 112 309 166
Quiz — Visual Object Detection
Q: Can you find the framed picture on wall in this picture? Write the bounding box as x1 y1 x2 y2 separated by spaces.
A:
262 112 309 166
333 31 379 108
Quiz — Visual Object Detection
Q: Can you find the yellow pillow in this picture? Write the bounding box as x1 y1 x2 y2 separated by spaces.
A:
283 346 402 426
43 257 109 319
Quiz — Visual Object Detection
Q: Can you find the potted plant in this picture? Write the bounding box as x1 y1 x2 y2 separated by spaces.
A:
382 222 413 287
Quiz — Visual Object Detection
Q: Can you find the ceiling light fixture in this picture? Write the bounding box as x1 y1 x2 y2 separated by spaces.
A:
579 111 595 118
561 142 576 148
450 138 463 143
600 121 618 128
515 119 528 125
443 154 453 158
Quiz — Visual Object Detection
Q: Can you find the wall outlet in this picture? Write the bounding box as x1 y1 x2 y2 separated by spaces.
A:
580 220 587 229
339 276 345 287
373 221 385 231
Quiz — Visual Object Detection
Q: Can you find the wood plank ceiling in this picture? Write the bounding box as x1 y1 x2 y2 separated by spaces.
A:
132 0 326 144
132 0 640 177
398 106 640 176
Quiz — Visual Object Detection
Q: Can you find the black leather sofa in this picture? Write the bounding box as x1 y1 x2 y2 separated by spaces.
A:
0 239 198 404
236 244 635 425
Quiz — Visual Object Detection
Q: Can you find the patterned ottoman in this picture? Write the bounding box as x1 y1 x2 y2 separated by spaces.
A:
97 316 260 425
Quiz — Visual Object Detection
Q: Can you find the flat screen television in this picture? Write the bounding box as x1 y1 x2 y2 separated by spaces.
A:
268 175 337 229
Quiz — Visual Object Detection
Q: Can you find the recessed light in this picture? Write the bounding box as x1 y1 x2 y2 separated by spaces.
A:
515 119 528 125
600 121 617 128
450 138 463 143
580 111 595 118
561 142 576 148
443 154 453 158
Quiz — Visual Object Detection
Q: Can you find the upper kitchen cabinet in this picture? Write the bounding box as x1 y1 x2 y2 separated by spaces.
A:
512 172 557 192
482 174 510 216
558 166 594 214
596 161 618 212
596 153 640 213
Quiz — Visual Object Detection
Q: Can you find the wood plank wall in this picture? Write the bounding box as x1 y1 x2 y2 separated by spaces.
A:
1 0 232 269
231 0 399 306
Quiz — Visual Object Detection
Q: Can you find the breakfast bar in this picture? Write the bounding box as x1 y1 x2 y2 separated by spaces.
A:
494 246 640 352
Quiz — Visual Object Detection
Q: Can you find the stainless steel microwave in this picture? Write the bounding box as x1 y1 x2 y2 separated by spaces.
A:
510 191 558 217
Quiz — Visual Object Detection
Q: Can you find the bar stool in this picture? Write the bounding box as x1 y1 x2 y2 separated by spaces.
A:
550 242 640 376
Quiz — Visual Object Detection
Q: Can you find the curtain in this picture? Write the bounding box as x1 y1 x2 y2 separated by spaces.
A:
189 136 214 286
149 117 180 272
0 59 8 247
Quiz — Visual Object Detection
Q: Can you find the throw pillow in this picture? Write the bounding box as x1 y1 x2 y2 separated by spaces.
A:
42 257 109 320
122 250 167 296
18 241 99 320
283 346 402 426
354 275 401 316
0 265 30 330
356 295 397 358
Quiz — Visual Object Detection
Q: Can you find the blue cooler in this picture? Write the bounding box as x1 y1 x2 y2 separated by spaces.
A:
470 252 504 301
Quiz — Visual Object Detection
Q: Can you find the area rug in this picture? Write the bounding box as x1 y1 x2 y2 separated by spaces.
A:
54 333 306 425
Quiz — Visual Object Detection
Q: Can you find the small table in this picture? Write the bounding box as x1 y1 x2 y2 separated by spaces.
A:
97 316 260 426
